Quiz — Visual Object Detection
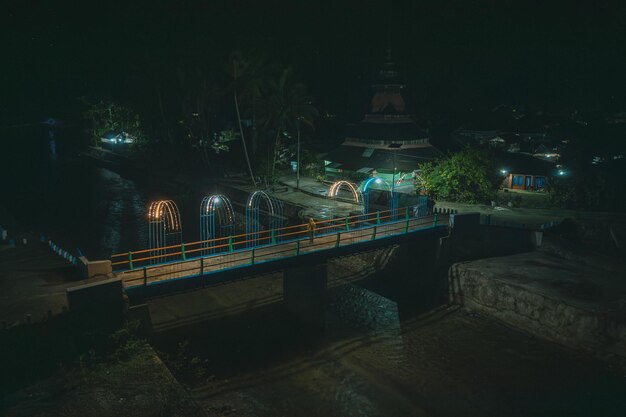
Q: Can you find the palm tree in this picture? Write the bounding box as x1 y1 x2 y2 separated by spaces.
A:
260 67 317 184
225 51 265 186
177 65 221 168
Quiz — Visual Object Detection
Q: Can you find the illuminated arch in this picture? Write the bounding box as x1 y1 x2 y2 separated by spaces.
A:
328 180 365 217
328 180 363 204
360 177 398 217
200 195 235 254
148 200 182 264
246 191 283 247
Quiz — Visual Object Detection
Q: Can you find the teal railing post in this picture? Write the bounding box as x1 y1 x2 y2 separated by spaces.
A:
433 212 438 227
376 211 381 224
405 207 410 233
345 216 350 231
295 240 300 256
336 232 341 247
228 235 233 252
251 248 255 265
271 228 276 244
181 243 186 261
128 252 134 270
372 226 377 240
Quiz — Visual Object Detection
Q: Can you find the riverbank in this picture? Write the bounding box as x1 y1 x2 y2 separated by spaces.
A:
450 234 626 370
0 205 83 326
163 295 626 417
1 333 204 417
0 241 73 327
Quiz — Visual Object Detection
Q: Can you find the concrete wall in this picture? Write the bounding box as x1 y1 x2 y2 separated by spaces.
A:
66 278 125 317
448 258 626 364
448 212 541 261
76 256 113 279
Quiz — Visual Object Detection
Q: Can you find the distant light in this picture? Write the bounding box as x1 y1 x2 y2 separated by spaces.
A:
101 131 135 144
558 170 565 176
214 197 220 203
500 169 508 175
375 178 382 184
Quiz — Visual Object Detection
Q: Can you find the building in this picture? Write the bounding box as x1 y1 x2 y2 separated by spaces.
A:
496 152 559 192
323 52 443 188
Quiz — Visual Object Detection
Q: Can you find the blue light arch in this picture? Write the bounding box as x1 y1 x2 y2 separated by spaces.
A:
200 194 235 254
361 177 398 217
245 191 283 247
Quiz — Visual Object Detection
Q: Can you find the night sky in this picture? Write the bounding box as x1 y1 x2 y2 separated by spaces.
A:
3 0 626 126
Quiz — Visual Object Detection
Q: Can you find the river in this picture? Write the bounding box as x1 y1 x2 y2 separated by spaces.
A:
2 128 170 259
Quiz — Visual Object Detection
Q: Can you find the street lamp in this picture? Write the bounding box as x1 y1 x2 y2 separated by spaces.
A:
388 143 402 196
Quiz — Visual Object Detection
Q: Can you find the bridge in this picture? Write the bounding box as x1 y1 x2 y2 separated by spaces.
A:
67 180 541 331
111 207 449 300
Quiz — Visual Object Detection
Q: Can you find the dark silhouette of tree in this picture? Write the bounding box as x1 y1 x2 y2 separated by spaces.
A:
225 50 269 186
259 67 317 182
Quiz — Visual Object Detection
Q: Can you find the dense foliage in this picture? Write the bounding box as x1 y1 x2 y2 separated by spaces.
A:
82 101 145 148
548 154 626 211
416 148 499 204
80 51 318 183
542 119 626 211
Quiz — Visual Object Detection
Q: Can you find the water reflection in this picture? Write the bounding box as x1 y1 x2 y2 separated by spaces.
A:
3 155 149 259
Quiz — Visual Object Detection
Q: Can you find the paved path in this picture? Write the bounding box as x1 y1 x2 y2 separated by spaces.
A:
223 176 361 220
0 242 73 325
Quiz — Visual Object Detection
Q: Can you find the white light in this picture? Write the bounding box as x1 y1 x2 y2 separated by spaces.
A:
375 178 382 184
500 169 507 175
558 170 565 176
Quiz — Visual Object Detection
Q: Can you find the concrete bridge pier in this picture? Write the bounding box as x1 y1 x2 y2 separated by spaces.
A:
283 262 328 327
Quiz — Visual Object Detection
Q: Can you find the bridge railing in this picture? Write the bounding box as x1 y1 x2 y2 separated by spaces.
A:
111 206 436 272
121 215 444 287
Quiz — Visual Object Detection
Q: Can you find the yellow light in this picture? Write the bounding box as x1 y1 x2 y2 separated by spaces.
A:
329 180 362 203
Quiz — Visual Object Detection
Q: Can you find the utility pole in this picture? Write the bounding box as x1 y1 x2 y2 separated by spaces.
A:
388 143 401 216
392 150 396 195
296 117 302 191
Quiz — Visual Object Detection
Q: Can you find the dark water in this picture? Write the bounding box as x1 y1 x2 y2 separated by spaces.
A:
3 157 148 259
1 128 281 259
2 129 162 259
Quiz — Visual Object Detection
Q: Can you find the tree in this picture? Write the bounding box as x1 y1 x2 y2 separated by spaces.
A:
547 126 626 210
82 100 145 148
210 129 239 154
259 67 317 183
177 66 222 168
225 50 269 186
416 148 499 204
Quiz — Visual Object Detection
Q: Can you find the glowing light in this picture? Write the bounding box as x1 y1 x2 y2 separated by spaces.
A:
246 191 283 247
148 199 183 263
500 169 508 175
362 177 391 192
558 170 565 176
360 177 397 215
200 195 235 245
148 200 181 231
101 131 135 144
328 181 362 203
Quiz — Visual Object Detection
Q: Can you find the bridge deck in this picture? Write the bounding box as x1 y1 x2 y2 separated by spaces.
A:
116 215 447 288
